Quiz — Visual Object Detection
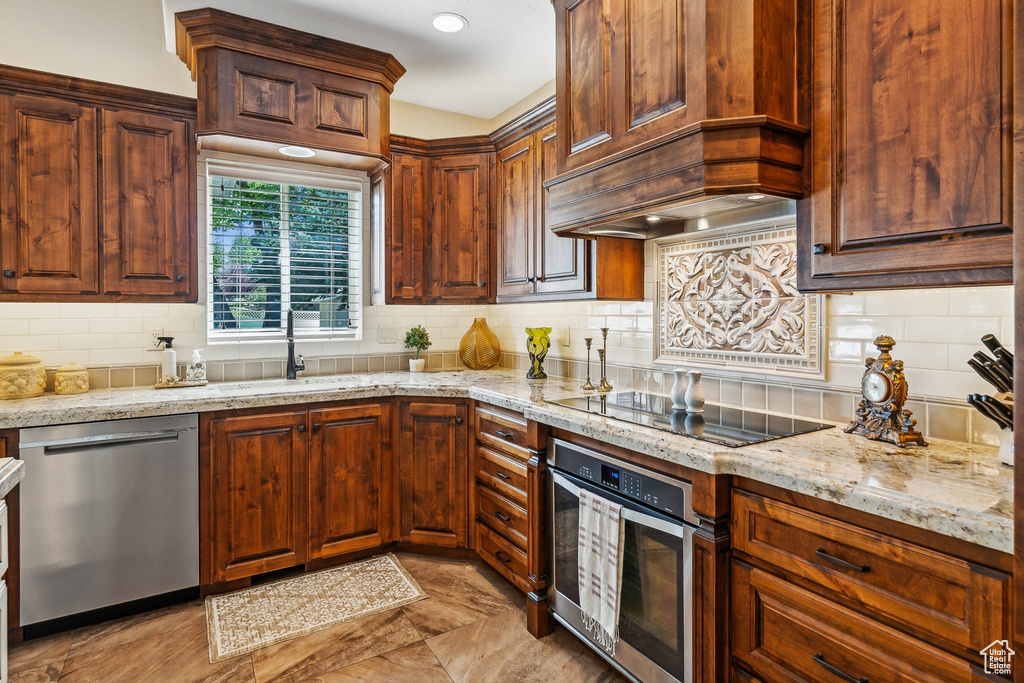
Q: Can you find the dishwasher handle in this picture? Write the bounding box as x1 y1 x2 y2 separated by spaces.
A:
43 432 182 455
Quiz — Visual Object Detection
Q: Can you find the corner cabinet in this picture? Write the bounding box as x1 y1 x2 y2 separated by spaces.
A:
383 137 494 304
397 400 470 547
0 65 198 302
202 402 393 587
797 0 1015 290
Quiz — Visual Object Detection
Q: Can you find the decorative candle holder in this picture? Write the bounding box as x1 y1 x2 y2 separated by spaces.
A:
598 349 613 393
526 327 552 379
582 337 596 391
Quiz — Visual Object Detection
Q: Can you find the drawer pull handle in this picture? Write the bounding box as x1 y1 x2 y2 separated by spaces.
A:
815 549 869 573
495 429 513 439
494 470 512 481
495 551 513 565
495 511 511 522
813 653 867 683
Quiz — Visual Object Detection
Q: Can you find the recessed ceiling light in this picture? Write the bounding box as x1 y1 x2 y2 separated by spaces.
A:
747 194 766 200
646 215 662 223
432 12 468 33
279 146 316 158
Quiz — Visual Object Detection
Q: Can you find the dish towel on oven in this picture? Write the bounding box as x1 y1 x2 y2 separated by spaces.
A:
577 488 625 654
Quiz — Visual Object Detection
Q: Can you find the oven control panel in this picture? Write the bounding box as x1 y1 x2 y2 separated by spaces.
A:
551 438 694 523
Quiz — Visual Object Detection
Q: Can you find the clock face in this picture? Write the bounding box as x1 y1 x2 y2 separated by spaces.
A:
861 371 892 403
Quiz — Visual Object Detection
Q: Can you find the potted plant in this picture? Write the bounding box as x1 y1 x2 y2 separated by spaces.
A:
405 325 431 372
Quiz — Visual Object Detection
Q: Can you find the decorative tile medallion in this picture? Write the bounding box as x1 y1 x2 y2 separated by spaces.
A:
656 224 826 379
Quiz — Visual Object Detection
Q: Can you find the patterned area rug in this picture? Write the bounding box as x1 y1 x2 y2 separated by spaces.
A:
205 553 428 662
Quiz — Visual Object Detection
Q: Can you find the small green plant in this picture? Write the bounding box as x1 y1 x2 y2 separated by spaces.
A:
404 325 432 359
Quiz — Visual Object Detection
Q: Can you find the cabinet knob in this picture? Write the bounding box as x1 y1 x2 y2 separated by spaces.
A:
175 274 185 282
2 270 14 278
297 424 306 433
455 417 463 425
812 243 827 255
478 281 486 288
313 423 321 431
395 281 403 289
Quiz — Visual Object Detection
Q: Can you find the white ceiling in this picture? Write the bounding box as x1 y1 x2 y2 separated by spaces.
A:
162 0 555 120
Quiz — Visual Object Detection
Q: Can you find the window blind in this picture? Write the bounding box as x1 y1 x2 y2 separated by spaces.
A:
206 165 362 340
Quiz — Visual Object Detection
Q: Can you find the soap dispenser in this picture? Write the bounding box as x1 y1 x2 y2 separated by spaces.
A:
186 349 207 383
156 337 177 381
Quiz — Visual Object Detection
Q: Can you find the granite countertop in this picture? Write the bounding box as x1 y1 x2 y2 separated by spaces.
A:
0 369 1011 553
0 458 25 500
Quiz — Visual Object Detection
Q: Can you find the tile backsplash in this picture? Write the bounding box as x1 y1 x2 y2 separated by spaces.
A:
0 240 1012 448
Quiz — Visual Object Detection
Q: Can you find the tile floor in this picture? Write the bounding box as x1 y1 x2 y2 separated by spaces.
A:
9 553 626 682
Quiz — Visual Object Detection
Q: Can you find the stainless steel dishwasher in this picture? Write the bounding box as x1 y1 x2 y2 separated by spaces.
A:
19 414 199 634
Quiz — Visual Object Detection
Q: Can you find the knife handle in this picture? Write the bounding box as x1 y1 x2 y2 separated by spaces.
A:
982 334 1014 365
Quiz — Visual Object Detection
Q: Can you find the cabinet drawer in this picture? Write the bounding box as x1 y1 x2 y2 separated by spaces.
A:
476 404 532 458
476 485 527 549
732 490 1011 656
477 522 530 593
732 561 978 683
476 446 528 504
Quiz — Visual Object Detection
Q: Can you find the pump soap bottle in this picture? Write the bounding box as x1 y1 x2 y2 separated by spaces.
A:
186 349 207 383
156 337 177 383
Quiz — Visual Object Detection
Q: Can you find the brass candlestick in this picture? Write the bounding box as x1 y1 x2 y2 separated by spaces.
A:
598 349 613 393
582 337 596 391
598 327 612 392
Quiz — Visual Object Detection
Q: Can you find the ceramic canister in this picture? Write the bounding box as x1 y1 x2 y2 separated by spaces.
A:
55 362 90 395
0 351 46 399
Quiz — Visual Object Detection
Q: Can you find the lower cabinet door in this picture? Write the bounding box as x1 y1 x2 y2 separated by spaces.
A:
207 410 308 583
731 560 980 682
309 403 391 559
398 401 469 547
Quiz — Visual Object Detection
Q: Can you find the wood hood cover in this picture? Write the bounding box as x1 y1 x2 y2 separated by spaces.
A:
545 0 811 238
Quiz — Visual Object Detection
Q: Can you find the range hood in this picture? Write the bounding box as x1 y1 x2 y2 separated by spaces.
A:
570 195 797 241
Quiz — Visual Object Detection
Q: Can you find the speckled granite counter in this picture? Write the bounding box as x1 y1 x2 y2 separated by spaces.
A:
0 458 25 500
0 369 1011 553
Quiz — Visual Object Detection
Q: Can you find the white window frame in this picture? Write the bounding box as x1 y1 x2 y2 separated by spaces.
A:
204 157 367 343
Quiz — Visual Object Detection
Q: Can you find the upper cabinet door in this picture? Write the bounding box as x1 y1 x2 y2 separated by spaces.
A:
0 94 99 295
534 125 590 296
496 136 536 299
429 153 492 302
387 152 428 303
799 0 1013 290
101 109 196 299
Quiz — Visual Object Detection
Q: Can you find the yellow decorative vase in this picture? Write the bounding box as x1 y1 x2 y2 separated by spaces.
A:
459 318 500 370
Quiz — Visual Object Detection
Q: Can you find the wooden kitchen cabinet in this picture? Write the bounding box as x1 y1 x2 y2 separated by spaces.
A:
429 153 492 302
798 0 1014 290
0 93 98 296
382 137 494 304
0 65 198 302
101 108 195 298
205 410 309 584
397 400 469 547
495 115 644 302
174 8 404 172
384 151 429 303
308 403 392 560
731 486 1012 678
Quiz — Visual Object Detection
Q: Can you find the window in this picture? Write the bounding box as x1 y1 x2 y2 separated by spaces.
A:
206 160 363 340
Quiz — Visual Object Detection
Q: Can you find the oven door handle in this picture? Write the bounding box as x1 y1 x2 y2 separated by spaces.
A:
551 470 691 539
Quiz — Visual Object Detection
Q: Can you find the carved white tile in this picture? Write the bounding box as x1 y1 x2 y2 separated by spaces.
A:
656 225 826 380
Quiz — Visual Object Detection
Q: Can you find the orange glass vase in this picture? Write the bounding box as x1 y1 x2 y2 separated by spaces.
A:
459 318 501 369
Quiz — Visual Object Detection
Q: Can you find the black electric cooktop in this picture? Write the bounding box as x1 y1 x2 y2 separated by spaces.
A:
547 392 833 448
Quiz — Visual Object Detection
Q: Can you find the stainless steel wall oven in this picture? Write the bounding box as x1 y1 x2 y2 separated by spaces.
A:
547 437 698 683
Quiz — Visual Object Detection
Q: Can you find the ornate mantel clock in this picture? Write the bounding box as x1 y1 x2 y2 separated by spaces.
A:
844 335 927 448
